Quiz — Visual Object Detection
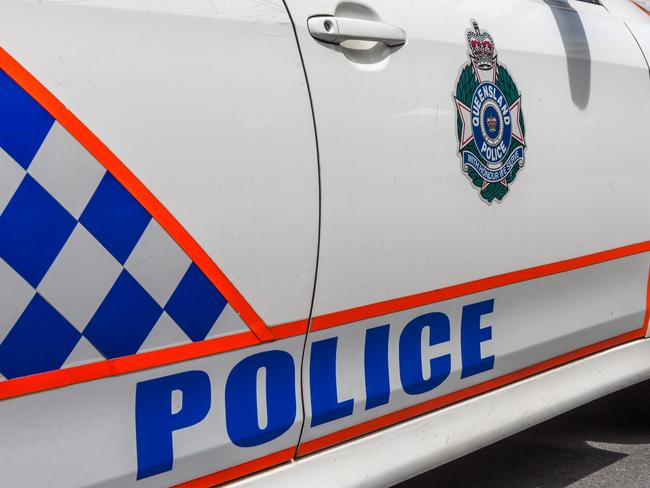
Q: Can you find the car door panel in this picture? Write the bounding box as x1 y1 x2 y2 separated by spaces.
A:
285 0 650 454
0 0 318 485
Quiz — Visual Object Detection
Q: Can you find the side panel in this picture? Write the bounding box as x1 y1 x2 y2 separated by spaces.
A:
0 0 318 485
284 0 650 454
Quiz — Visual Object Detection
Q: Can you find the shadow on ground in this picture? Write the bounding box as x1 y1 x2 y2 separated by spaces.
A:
398 384 650 488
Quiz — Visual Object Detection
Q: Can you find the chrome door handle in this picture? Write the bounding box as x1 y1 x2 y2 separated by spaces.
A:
307 16 406 47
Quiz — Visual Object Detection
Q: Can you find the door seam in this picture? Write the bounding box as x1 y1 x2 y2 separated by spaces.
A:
281 0 324 458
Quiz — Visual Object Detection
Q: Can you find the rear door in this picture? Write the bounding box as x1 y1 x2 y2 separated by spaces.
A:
284 0 650 455
0 0 317 486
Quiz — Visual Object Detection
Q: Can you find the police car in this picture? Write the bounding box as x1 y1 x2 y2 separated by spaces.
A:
0 0 648 486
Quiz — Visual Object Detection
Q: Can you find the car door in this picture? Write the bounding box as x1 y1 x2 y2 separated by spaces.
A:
284 0 650 455
0 0 317 486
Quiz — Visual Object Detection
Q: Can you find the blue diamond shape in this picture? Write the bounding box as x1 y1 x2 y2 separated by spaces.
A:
165 263 227 342
0 68 54 169
0 294 80 379
79 173 151 264
84 270 162 359
0 175 76 287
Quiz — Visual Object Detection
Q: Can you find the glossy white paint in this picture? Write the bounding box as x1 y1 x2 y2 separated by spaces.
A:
290 0 650 478
603 0 650 21
233 337 650 488
285 0 650 317
0 0 319 326
602 0 650 61
0 0 648 486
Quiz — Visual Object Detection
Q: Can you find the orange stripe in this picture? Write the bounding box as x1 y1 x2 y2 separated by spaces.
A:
0 47 274 343
0 321 311 400
172 447 295 488
642 267 650 336
0 331 259 400
310 241 650 331
0 244 647 400
630 0 650 16
298 327 646 456
271 319 309 339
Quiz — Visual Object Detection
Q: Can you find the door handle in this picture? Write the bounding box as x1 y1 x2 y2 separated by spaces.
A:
307 16 406 47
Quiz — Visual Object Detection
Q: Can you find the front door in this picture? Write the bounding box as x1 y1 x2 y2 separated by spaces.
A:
285 0 650 455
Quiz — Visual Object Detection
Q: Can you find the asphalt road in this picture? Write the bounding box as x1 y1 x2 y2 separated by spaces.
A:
397 385 650 488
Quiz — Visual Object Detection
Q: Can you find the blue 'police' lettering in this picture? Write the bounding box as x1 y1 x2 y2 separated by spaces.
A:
399 312 451 395
133 300 500 472
364 324 391 410
225 350 296 447
310 337 354 426
135 370 211 480
460 299 495 378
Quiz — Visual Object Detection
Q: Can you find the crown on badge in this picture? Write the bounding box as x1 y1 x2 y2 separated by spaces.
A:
467 21 494 70
487 115 497 132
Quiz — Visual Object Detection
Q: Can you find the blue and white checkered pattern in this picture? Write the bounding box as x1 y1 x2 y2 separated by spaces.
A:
0 68 248 381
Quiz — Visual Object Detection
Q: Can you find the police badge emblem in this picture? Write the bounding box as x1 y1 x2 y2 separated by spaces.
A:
453 21 526 203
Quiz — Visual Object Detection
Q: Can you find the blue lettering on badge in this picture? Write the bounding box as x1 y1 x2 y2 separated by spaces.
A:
453 21 526 202
471 82 512 164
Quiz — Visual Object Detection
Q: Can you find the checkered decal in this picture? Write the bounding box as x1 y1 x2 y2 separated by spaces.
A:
0 68 248 381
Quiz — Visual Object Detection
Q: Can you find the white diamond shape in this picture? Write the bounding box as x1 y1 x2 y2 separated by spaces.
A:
125 220 191 306
28 122 105 219
139 312 192 352
62 336 104 368
205 304 248 339
38 224 122 331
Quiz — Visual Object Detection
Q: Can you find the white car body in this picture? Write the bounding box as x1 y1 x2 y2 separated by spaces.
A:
0 0 648 486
